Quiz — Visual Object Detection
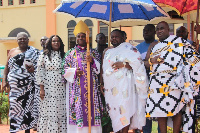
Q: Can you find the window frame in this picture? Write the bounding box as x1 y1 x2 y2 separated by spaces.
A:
0 0 3 6
84 19 93 48
19 0 25 5
99 21 108 43
67 20 77 50
30 0 36 4
8 0 14 6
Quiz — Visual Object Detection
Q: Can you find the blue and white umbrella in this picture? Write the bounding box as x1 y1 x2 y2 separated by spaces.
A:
54 0 168 22
54 0 168 45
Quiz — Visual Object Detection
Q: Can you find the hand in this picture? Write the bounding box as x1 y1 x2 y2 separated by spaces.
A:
112 62 124 70
2 80 9 91
26 65 34 73
40 89 45 100
100 85 105 96
151 55 164 64
76 68 83 78
194 25 200 34
86 55 94 64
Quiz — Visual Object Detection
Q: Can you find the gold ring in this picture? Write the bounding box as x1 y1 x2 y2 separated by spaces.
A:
157 58 161 62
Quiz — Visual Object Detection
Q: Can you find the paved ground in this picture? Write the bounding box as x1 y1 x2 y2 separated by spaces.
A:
0 124 36 133
0 124 137 133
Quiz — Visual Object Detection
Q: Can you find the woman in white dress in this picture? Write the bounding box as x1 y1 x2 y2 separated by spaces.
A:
36 35 67 133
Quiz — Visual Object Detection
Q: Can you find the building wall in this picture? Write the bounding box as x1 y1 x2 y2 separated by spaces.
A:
0 0 46 65
0 0 198 66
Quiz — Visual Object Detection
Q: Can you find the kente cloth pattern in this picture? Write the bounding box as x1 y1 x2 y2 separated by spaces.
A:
35 51 67 133
62 46 102 128
7 46 40 132
102 42 148 132
146 35 200 133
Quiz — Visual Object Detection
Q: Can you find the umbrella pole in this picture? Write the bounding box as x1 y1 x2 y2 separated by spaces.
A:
195 0 200 51
108 2 112 47
86 31 91 133
187 13 190 40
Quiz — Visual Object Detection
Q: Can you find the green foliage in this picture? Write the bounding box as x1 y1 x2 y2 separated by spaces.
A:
196 118 200 133
167 127 173 133
0 92 9 123
153 119 200 133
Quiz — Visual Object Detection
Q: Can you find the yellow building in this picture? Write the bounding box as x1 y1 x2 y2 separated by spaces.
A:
0 0 111 65
0 0 197 65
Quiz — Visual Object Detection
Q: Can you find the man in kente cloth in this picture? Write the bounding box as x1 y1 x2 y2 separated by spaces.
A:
145 21 200 133
3 32 40 133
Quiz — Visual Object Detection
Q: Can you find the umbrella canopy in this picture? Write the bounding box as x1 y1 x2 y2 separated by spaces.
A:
153 0 198 16
54 0 168 45
55 0 168 22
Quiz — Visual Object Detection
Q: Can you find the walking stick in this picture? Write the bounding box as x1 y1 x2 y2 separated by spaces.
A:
108 2 112 47
194 0 200 51
195 2 200 131
86 31 91 133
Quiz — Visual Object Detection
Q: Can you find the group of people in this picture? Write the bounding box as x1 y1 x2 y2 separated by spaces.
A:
3 20 200 133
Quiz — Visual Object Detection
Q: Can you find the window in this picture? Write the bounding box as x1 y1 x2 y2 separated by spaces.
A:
99 22 108 43
19 0 25 4
67 20 77 50
84 19 93 48
183 23 192 39
8 28 31 37
0 0 3 6
8 0 13 5
30 0 36 4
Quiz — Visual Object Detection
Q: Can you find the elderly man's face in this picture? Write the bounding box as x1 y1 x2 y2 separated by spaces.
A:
110 31 123 47
40 37 48 48
17 35 29 49
156 22 170 41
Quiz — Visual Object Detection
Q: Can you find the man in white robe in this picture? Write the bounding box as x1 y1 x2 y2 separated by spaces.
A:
100 29 148 133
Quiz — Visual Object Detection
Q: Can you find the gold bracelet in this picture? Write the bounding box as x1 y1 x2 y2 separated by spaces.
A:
148 58 153 71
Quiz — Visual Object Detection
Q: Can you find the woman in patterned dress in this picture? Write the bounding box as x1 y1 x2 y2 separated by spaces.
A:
36 35 67 133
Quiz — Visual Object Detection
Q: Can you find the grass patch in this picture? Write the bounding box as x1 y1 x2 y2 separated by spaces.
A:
152 121 159 133
2 117 9 125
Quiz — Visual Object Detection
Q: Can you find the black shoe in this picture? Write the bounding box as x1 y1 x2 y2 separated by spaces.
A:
135 129 141 133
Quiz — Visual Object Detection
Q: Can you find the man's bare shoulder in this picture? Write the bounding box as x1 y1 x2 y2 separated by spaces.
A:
8 47 21 58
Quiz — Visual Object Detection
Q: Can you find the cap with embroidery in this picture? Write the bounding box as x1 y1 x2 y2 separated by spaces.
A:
73 20 90 36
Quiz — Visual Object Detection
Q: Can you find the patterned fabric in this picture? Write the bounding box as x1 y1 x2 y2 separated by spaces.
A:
62 46 102 129
154 0 197 15
146 35 200 133
7 46 40 132
35 51 67 133
102 42 148 132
